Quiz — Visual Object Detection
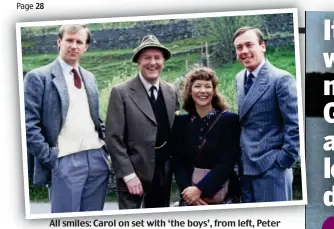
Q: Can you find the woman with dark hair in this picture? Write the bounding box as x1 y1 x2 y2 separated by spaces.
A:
172 67 241 206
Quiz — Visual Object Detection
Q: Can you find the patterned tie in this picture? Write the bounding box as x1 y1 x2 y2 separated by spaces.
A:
244 73 255 95
71 68 82 89
149 85 157 104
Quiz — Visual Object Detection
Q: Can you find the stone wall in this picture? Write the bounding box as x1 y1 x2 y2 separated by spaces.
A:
22 20 194 54
21 13 294 55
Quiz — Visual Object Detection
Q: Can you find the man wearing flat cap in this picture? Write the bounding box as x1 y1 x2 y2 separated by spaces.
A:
106 35 179 209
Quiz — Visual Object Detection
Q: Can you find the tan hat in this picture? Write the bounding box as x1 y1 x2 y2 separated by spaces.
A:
132 35 171 63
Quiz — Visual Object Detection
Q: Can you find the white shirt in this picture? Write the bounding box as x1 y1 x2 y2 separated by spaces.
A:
58 57 81 83
139 72 159 100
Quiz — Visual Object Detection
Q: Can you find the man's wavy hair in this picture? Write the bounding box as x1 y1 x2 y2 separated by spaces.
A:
182 67 228 113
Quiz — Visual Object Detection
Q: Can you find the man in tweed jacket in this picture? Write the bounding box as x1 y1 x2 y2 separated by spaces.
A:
24 24 110 213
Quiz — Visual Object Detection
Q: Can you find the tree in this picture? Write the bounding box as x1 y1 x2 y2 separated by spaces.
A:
193 15 261 66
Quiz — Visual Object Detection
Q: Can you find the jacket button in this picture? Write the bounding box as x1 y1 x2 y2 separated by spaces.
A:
259 128 263 132
151 159 155 164
257 146 261 150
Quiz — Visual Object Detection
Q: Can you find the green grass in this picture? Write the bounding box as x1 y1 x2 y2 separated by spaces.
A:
22 36 214 72
22 47 296 121
267 48 296 76
29 182 49 202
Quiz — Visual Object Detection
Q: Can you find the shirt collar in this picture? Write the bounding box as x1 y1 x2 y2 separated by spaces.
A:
246 58 266 78
138 72 159 93
58 57 80 76
190 108 218 122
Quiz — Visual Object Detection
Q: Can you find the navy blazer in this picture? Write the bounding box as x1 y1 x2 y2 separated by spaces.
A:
171 111 241 199
24 60 105 185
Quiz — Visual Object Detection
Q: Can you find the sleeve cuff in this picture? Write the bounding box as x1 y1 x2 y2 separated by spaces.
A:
123 173 137 183
45 146 58 170
276 150 297 169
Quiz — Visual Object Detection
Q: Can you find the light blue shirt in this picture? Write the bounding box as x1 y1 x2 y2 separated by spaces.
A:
246 59 266 79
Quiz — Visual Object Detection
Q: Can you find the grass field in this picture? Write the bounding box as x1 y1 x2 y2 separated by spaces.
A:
22 47 296 120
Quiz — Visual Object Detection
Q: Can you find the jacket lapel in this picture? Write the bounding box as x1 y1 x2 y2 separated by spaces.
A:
237 70 246 113
160 81 176 128
51 60 69 125
129 76 157 125
239 62 270 120
80 67 99 126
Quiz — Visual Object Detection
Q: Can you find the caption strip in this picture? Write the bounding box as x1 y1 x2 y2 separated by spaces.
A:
49 219 281 228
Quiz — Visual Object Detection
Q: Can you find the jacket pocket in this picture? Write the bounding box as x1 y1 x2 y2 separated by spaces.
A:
99 148 111 171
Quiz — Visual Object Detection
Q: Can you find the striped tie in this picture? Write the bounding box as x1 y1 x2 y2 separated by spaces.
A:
244 73 254 95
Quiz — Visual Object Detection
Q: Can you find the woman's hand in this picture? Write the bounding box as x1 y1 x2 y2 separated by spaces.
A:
191 198 208 206
182 186 207 205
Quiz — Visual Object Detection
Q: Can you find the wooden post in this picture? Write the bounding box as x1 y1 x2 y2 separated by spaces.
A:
205 42 210 67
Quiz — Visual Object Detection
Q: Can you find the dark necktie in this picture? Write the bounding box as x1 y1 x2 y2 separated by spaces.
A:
149 85 157 104
71 68 82 89
244 73 255 95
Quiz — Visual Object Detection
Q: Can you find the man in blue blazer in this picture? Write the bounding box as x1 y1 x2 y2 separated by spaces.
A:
24 24 110 212
233 27 300 202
